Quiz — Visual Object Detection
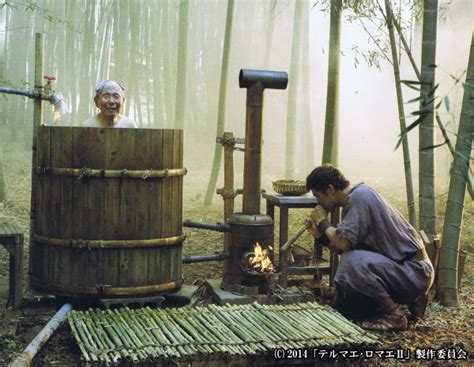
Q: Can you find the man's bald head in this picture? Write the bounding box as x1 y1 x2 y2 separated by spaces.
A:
94 80 125 98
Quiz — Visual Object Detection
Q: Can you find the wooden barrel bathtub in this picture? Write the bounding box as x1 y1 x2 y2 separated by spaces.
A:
30 127 185 297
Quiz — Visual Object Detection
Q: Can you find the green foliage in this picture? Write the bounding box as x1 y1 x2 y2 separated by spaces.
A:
0 338 18 350
1 0 71 27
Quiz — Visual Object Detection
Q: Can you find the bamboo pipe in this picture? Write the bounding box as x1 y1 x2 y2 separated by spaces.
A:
182 251 229 264
279 222 310 287
281 222 310 252
8 303 73 367
28 33 43 290
183 219 230 232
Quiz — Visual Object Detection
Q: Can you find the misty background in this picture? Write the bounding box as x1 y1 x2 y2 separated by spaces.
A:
0 0 472 204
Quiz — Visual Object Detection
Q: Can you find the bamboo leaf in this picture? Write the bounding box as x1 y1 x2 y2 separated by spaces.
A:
395 112 430 151
420 141 447 151
449 71 466 84
395 131 407 151
427 83 439 98
405 95 423 104
402 83 421 92
406 114 429 130
421 95 437 108
444 96 450 112
400 79 422 85
411 109 430 116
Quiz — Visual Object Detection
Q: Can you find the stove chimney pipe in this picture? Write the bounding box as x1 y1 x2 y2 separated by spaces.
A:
239 69 288 214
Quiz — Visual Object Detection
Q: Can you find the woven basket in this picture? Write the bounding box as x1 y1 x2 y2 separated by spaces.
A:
272 180 309 196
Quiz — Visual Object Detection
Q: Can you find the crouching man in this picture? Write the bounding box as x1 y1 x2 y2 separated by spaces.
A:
306 164 434 331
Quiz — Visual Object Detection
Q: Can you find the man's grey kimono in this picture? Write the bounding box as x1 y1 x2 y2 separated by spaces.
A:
334 184 434 305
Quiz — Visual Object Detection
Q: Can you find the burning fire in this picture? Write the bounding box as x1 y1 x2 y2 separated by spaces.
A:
249 242 274 273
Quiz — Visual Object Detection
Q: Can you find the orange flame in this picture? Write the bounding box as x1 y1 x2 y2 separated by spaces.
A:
249 242 274 273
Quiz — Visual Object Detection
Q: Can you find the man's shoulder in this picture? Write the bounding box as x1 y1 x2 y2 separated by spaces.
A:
350 183 374 196
116 116 137 128
348 183 380 204
82 116 100 127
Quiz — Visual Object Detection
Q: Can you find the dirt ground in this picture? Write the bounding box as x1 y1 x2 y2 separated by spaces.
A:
0 147 472 366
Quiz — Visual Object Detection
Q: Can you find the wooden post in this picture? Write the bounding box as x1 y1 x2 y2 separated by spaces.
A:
216 132 244 273
222 132 235 221
28 33 43 285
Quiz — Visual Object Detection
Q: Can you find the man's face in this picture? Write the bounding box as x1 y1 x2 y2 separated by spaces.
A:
94 88 125 118
311 187 336 211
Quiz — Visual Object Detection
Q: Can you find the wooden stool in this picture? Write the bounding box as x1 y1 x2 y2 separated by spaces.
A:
0 223 24 308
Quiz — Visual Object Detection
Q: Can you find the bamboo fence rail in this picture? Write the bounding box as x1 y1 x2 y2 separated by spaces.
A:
68 302 378 364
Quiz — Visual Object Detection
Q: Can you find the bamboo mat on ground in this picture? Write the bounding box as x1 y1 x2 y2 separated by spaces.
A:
68 302 378 364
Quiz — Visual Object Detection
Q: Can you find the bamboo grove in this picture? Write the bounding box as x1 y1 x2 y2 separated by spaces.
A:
0 0 318 181
1 1 472 306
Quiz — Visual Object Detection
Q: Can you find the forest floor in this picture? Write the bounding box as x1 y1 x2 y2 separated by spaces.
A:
0 147 472 366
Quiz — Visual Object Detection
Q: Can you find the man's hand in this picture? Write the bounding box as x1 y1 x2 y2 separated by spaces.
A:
310 204 328 226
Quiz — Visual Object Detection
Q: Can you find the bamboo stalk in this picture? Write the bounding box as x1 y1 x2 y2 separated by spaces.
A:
105 309 141 362
435 115 474 200
90 313 121 364
145 308 192 356
166 311 216 354
261 304 324 342
438 32 474 306
325 308 378 343
138 317 179 359
418 0 439 234
144 310 193 357
305 306 352 336
169 310 231 354
288 305 344 340
390 15 473 200
140 323 180 358
226 307 272 343
194 314 244 355
383 0 417 227
133 309 170 357
245 304 300 342
96 310 131 361
191 311 243 354
122 310 157 360
236 305 296 349
81 312 111 364
169 310 217 344
204 307 260 354
247 306 299 342
68 316 92 363
121 308 160 360
69 313 99 363
207 305 259 345
155 310 208 356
